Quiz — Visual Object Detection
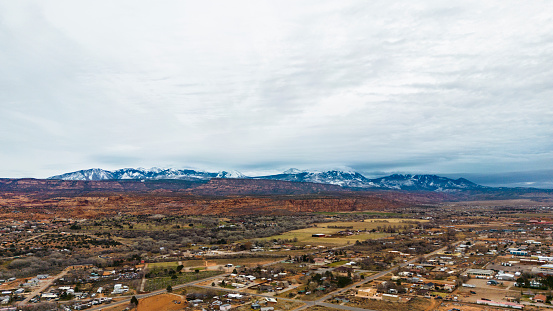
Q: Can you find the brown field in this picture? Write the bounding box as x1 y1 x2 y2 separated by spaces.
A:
344 296 433 311
129 293 186 311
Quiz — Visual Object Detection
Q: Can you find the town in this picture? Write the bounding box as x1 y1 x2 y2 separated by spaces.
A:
1 201 553 310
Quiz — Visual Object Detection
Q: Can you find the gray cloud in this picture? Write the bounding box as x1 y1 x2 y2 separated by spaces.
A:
0 0 552 181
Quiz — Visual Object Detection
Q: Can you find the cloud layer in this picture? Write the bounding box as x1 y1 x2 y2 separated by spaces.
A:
1 1 552 179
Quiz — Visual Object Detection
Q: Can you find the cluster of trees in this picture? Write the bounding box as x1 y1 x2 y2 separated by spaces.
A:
353 238 440 255
112 215 326 249
306 271 353 291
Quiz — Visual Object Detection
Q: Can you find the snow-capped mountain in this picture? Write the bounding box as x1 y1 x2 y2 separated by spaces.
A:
48 168 484 191
216 170 246 178
48 168 218 181
255 170 375 188
368 174 483 191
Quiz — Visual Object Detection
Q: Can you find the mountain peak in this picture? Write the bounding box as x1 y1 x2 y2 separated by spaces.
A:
285 168 310 174
216 170 246 178
48 167 484 192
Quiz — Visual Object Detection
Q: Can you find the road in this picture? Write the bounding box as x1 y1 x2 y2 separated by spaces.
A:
20 268 70 304
70 241 460 311
293 241 462 310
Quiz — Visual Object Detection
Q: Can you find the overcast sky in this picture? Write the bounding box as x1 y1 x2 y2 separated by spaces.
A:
1 1 552 185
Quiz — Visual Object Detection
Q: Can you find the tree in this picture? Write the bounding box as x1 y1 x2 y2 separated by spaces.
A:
336 276 353 288
130 296 139 306
166 285 172 292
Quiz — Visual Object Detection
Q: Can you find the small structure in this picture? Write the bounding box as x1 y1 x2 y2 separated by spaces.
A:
312 234 326 238
533 294 547 303
220 304 232 311
356 288 378 299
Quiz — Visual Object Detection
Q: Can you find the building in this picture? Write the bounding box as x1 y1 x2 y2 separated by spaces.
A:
356 288 378 299
465 269 494 278
496 273 515 281
534 294 547 303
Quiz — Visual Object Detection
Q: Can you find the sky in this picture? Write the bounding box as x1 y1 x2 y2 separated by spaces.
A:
1 1 552 187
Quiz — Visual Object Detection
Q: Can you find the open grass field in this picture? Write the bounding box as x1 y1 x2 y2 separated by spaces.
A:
257 219 424 246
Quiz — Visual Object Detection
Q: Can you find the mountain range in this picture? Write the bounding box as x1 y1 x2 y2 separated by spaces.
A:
48 168 484 192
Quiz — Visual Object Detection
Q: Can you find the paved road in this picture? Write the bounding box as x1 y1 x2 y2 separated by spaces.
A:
293 241 462 311
64 241 460 311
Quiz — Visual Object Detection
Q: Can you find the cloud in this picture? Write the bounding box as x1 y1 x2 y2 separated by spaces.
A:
0 0 552 180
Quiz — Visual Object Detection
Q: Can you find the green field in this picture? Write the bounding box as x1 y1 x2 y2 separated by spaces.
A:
257 219 424 246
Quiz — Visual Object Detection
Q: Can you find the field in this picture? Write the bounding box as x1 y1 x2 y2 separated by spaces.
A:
345 296 433 311
148 257 284 271
257 219 423 246
144 270 223 292
131 293 186 311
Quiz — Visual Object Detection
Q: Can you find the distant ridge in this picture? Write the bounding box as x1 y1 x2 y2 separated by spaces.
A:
48 167 485 192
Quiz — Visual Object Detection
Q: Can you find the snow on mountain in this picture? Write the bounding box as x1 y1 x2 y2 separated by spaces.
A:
216 170 246 178
47 168 115 181
255 169 375 188
49 168 217 181
369 174 482 191
48 168 484 191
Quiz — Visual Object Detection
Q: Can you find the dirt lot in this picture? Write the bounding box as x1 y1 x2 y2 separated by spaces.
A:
344 296 433 311
459 278 519 303
437 301 519 311
130 293 187 311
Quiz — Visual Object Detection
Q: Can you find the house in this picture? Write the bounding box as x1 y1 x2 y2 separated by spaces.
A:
265 297 277 304
228 293 243 299
421 282 435 290
313 258 328 265
41 293 58 300
533 294 547 303
220 304 232 311
111 284 129 294
496 273 515 281
22 278 39 287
